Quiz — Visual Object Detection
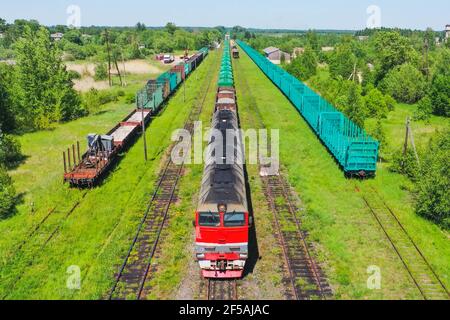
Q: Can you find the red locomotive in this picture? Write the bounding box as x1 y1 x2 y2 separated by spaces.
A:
194 64 250 279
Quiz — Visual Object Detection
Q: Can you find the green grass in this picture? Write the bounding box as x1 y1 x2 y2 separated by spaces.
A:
0 52 218 299
234 50 450 300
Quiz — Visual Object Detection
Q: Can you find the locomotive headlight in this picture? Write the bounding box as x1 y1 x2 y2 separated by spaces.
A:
196 254 205 260
218 204 227 213
240 254 248 259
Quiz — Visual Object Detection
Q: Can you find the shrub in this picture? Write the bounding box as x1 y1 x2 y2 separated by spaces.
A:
390 148 420 180
329 44 357 79
0 132 22 168
125 93 136 104
364 88 389 118
94 63 108 81
380 63 426 104
0 166 16 219
68 70 81 80
82 89 120 115
286 47 317 81
413 96 433 121
415 131 450 228
429 73 450 117
368 119 387 150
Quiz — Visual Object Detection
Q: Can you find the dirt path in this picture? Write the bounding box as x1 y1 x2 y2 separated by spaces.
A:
66 59 163 92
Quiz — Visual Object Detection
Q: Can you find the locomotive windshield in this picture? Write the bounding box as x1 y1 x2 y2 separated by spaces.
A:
224 212 246 227
199 212 221 227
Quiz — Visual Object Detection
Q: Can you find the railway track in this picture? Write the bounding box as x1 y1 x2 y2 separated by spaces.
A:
262 175 331 300
362 187 449 300
207 280 238 300
235 59 331 300
1 192 89 300
108 54 219 300
13 192 89 252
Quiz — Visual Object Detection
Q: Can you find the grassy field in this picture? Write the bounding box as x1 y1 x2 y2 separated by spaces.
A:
233 50 450 299
0 52 218 299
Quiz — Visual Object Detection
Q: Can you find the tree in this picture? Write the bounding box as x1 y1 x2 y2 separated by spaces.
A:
94 62 108 81
380 63 426 103
0 65 16 133
423 28 436 51
428 51 450 117
0 166 16 219
0 18 6 32
329 43 357 79
0 130 22 167
429 74 450 117
286 46 317 81
306 30 319 52
136 22 146 32
364 88 390 118
370 119 387 150
13 26 82 130
415 130 450 228
165 22 178 35
374 31 414 82
64 29 83 45
413 96 433 121
344 83 366 128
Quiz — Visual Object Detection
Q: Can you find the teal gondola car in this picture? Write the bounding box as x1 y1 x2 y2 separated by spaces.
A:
237 41 379 177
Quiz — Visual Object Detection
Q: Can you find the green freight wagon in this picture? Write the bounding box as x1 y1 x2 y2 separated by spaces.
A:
237 40 379 177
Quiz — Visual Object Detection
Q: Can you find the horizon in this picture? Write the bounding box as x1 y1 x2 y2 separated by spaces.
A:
0 0 449 31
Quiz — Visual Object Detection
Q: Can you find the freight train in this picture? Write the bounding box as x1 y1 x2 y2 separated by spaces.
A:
194 40 250 279
237 41 379 177
63 48 209 188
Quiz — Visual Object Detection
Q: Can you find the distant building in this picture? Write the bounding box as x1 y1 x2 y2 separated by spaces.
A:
0 32 4 39
321 46 335 52
357 36 369 41
435 37 441 46
50 33 64 41
263 47 291 65
446 24 450 40
292 47 305 59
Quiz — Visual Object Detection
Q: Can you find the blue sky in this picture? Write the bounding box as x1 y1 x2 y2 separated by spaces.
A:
1 0 449 30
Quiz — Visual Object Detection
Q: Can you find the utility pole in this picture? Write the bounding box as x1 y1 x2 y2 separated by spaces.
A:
105 29 112 87
142 108 148 162
403 117 410 157
423 38 430 81
121 50 127 87
114 57 123 87
402 117 420 168
183 76 186 102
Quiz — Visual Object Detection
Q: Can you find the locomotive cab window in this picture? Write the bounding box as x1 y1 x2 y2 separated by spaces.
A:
199 212 221 227
224 212 246 227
